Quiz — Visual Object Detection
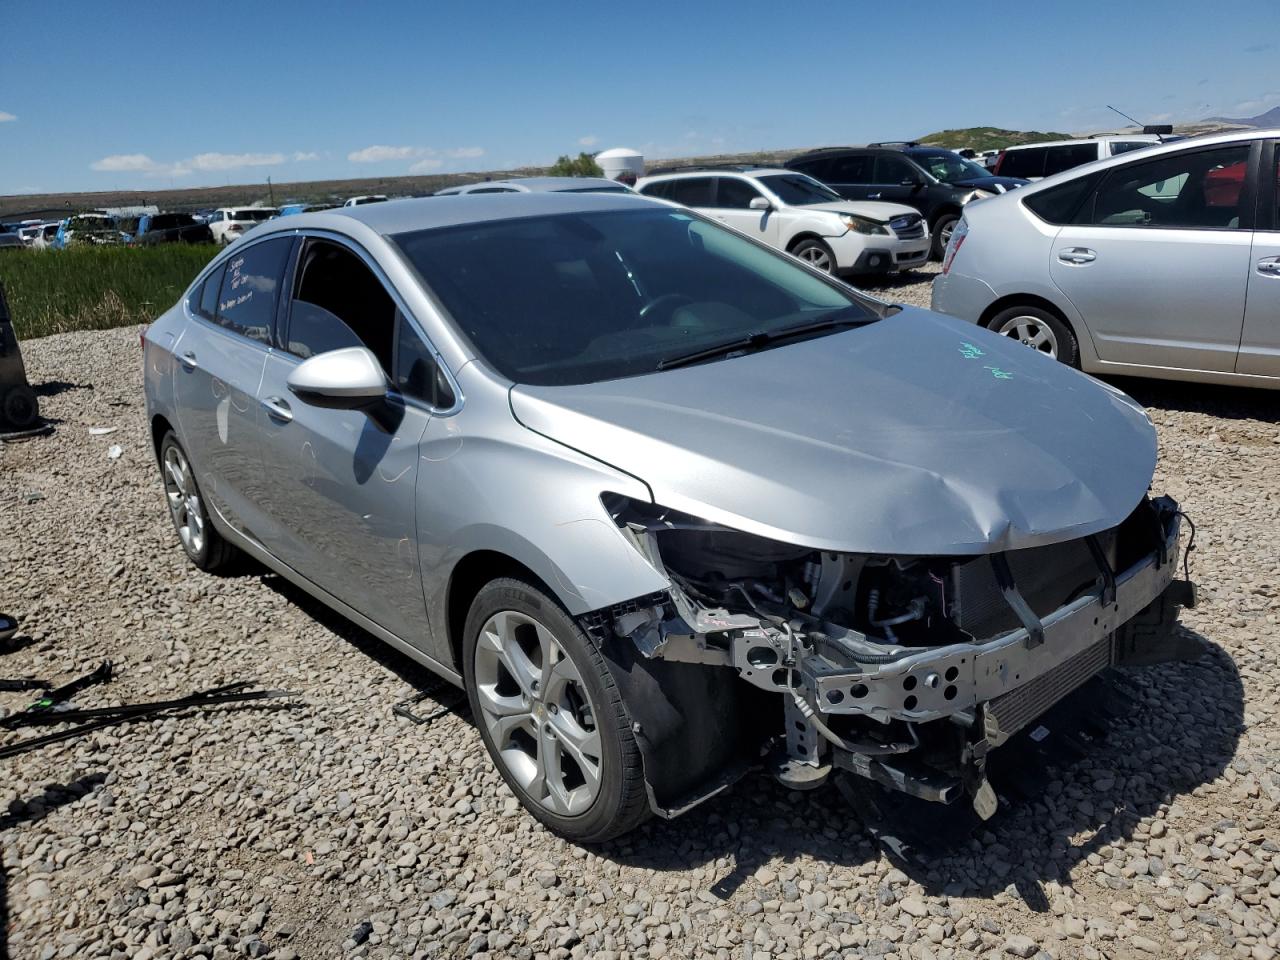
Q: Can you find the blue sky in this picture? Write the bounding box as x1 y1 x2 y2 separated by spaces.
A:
1 0 1276 195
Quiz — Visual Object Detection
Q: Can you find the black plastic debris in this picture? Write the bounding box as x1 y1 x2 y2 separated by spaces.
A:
0 281 51 439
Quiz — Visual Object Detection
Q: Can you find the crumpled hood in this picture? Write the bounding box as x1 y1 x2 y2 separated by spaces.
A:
803 200 921 222
510 308 1157 555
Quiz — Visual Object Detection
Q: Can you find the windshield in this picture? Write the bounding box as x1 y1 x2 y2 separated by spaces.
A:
69 216 113 230
757 174 842 205
912 152 991 183
392 208 875 386
234 209 275 221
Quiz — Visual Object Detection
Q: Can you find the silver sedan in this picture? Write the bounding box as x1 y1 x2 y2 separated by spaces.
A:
144 192 1196 842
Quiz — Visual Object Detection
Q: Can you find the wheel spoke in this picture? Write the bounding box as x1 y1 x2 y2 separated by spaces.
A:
476 680 528 721
550 715 601 793
479 614 537 697
536 724 572 814
1015 321 1034 341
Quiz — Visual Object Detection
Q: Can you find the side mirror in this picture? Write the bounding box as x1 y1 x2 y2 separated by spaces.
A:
287 346 388 410
749 196 772 211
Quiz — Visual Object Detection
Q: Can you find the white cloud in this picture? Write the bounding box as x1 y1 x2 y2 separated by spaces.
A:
188 152 285 171
447 146 485 159
348 144 416 163
91 149 311 179
0 111 16 123
578 135 598 147
293 151 318 162
91 153 160 172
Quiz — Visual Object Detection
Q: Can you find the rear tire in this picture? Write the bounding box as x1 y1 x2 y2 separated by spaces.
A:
790 238 837 274
463 577 650 843
986 304 1079 367
158 431 237 572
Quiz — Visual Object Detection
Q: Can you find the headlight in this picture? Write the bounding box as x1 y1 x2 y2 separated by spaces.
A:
964 189 995 204
839 214 889 236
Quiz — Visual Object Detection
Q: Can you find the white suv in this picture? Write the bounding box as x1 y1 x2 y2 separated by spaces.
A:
635 168 930 275
208 207 278 245
994 136 1166 180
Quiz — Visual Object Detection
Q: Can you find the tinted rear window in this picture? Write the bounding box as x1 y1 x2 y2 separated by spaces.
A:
1043 143 1101 176
999 147 1047 179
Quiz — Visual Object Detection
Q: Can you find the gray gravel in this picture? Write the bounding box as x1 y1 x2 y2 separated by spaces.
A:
2 276 1279 960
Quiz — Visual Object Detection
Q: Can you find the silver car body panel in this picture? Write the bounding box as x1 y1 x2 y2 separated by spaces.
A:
512 307 1156 556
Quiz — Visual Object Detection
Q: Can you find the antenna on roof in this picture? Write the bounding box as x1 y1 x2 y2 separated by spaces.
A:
1106 105 1171 141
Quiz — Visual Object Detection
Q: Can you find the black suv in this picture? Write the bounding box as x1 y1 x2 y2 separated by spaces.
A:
786 143 1029 259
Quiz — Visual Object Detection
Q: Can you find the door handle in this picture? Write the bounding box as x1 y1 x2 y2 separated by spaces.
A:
261 396 293 423
179 350 198 370
1058 247 1096 264
1258 257 1280 276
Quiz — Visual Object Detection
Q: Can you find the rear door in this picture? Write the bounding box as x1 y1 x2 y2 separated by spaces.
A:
255 235 437 647
708 177 781 248
1238 140 1280 376
798 154 873 200
998 146 1047 180
1049 142 1256 372
172 236 293 540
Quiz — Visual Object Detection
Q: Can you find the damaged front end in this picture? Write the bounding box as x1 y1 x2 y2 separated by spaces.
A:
584 492 1198 820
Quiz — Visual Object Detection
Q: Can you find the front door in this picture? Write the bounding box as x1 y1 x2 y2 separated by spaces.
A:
710 176 781 248
172 237 293 540
1238 142 1280 377
1049 142 1254 372
869 154 926 211
254 237 433 647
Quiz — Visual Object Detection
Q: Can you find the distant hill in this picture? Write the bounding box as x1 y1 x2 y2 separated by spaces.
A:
1206 105 1280 127
917 127 1071 151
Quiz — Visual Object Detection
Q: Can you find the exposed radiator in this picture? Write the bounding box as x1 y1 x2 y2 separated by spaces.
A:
987 634 1114 739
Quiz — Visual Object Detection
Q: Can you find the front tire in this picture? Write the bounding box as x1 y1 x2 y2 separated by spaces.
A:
463 578 650 843
986 304 1079 367
930 212 960 260
158 431 237 572
790 238 837 274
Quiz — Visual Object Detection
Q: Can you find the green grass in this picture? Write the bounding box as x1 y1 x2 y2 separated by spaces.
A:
917 127 1073 152
0 245 219 339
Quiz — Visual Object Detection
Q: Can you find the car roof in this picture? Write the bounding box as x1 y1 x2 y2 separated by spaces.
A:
251 191 657 237
639 168 792 180
1002 134 1163 151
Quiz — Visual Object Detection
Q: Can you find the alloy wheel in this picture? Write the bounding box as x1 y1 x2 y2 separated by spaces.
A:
996 314 1059 358
473 610 602 816
163 444 205 555
797 246 833 272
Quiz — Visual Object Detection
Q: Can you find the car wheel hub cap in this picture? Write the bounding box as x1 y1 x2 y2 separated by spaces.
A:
474 610 601 816
996 315 1058 358
799 248 832 271
163 446 204 554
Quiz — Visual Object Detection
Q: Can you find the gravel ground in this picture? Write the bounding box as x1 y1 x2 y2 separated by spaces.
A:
2 269 1279 960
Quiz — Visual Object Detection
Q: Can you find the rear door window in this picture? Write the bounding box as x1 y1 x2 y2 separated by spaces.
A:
1043 143 1101 176
666 177 715 207
1000 147 1047 179
216 237 291 344
829 155 872 183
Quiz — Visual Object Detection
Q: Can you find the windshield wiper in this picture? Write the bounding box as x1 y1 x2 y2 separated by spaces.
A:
656 310 871 371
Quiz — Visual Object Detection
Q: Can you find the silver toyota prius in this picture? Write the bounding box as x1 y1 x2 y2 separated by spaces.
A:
144 192 1198 842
